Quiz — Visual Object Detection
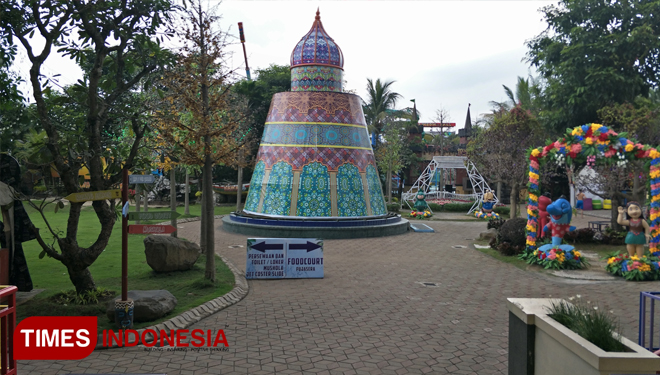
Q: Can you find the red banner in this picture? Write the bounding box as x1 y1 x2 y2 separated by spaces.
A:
128 224 177 234
14 316 97 360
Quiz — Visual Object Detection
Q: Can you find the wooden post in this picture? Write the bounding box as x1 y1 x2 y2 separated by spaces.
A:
185 170 190 216
0 248 8 285
121 168 128 301
135 184 141 224
170 168 177 237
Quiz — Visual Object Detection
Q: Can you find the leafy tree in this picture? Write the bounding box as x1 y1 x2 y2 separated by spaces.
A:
3 0 176 293
363 78 402 145
597 97 660 146
526 0 660 133
468 106 545 218
376 124 410 204
151 0 249 281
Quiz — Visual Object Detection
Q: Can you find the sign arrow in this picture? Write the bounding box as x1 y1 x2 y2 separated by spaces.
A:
288 241 322 252
64 190 121 203
128 211 181 221
128 224 176 234
129 174 155 184
251 241 284 253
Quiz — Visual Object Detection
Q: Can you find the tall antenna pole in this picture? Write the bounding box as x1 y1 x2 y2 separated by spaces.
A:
236 22 251 212
238 22 251 81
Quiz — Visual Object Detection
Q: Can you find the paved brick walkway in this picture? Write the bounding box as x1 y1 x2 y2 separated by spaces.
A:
20 218 659 374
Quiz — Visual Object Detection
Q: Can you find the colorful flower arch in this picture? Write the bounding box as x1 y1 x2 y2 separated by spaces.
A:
525 124 660 255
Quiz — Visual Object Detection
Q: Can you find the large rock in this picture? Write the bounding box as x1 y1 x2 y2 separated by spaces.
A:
497 217 527 247
144 235 200 272
107 290 177 323
479 228 498 240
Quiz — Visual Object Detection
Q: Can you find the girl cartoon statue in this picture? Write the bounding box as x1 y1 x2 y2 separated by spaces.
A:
617 201 651 257
414 192 429 212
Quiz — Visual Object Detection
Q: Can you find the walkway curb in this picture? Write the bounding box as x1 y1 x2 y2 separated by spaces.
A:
97 237 249 349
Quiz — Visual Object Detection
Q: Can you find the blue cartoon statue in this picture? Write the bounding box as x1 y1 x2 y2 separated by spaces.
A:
540 196 576 251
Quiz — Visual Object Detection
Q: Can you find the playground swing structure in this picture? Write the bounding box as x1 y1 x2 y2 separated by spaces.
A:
402 156 497 215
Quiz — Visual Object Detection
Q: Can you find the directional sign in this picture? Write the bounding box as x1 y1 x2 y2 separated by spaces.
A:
246 238 323 279
129 174 155 184
127 224 176 235
251 241 284 252
64 190 121 203
246 239 285 279
288 241 322 252
128 211 180 221
285 239 323 278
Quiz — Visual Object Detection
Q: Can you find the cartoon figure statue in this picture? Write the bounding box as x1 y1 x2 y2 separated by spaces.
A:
537 192 552 238
617 202 651 257
414 191 429 212
482 189 495 213
540 196 576 249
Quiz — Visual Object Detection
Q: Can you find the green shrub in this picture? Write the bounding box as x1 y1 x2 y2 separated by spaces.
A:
427 203 443 212
391 197 398 203
386 203 400 212
443 202 474 212
494 206 510 216
547 299 625 352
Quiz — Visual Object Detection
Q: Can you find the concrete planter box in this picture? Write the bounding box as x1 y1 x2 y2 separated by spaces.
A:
507 298 660 375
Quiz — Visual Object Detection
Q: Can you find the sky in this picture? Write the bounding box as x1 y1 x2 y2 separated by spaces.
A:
15 0 555 129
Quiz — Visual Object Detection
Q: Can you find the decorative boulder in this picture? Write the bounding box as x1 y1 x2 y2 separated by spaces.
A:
107 290 177 323
144 235 200 272
479 228 498 241
497 217 527 247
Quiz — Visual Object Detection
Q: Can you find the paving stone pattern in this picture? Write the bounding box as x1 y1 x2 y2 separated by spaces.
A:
21 219 658 374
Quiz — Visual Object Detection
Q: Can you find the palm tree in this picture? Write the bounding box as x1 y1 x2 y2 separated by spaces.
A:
489 75 540 114
362 78 402 145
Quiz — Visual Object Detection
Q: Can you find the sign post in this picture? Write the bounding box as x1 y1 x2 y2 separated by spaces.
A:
116 168 135 329
246 238 323 279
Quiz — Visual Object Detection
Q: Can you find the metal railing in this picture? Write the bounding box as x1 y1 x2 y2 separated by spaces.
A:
0 285 17 375
638 291 660 351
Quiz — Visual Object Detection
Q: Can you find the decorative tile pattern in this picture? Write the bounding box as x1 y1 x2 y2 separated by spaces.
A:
244 160 265 212
291 66 343 92
367 164 387 215
255 146 377 172
290 12 343 69
337 164 367 217
267 92 366 125
262 161 293 216
296 162 331 217
262 122 371 149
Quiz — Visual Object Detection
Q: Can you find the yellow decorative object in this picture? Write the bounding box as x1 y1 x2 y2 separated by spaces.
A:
649 149 660 159
625 144 634 152
585 137 594 145
531 149 541 157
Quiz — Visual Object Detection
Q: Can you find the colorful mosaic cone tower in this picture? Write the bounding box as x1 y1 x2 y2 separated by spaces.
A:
244 10 387 218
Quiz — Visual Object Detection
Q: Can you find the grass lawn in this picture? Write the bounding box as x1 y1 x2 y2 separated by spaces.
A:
18 202 236 330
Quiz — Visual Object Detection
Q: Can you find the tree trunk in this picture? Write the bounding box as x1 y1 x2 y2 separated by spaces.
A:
185 170 190 216
204 149 215 281
496 181 502 202
170 167 177 238
66 263 96 294
510 185 519 218
236 150 243 212
200 170 206 254
611 195 621 231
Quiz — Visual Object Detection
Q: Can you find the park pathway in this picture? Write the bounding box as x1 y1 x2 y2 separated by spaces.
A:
19 218 659 374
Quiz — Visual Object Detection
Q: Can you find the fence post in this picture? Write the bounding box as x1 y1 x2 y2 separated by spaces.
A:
0 249 7 286
0 285 18 375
